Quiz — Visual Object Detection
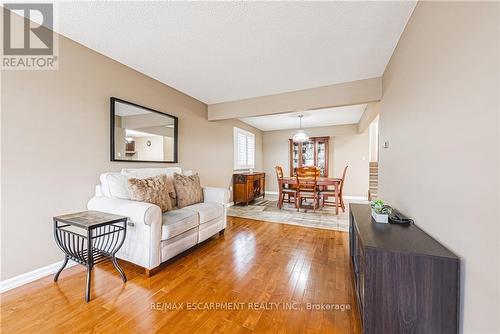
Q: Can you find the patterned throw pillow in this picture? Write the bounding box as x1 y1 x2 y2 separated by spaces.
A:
165 176 177 207
127 174 173 212
173 173 203 208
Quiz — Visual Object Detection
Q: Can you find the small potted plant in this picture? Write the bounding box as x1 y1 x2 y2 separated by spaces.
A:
371 199 392 223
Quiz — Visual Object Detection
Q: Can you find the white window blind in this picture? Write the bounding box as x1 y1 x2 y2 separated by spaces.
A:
234 127 255 170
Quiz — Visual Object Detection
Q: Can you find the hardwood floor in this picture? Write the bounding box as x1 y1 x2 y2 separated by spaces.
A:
0 217 361 334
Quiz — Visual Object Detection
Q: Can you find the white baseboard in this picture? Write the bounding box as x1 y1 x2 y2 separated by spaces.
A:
344 195 369 201
0 259 78 293
0 194 366 294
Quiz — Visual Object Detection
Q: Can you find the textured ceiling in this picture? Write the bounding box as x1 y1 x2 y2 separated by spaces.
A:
51 1 415 104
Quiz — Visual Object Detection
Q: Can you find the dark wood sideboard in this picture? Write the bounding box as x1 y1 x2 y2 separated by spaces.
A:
349 203 459 334
233 172 265 205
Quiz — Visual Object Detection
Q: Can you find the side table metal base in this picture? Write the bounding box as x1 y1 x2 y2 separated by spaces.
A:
53 255 69 282
112 256 127 283
53 212 127 302
85 265 92 303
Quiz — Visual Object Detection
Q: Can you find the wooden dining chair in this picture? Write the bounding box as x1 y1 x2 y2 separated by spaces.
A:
321 165 348 212
275 165 296 209
295 166 320 212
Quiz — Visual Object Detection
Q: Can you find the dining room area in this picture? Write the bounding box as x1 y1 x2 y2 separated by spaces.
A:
227 163 354 232
275 164 348 215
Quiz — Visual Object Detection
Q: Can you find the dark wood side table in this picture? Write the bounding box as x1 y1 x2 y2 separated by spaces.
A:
53 210 128 302
232 172 266 205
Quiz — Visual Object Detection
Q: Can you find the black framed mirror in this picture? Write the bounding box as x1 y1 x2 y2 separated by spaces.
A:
110 97 178 163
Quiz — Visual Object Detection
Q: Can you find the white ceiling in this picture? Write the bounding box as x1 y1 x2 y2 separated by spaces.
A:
240 104 367 131
51 1 415 104
125 129 156 138
115 101 148 117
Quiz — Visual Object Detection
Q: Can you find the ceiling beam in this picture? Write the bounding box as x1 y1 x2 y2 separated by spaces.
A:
358 102 380 133
208 77 382 121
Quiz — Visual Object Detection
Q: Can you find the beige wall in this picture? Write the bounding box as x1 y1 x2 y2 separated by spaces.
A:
1 31 262 280
368 118 379 162
263 124 369 197
114 116 126 159
378 2 499 332
135 136 164 161
163 136 174 161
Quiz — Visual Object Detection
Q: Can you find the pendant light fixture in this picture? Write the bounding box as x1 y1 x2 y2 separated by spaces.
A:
292 114 309 143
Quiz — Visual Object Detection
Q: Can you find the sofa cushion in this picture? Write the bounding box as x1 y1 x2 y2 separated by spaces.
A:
198 217 224 242
128 175 173 212
173 173 203 208
121 167 182 179
160 227 198 262
161 208 199 240
99 172 130 199
184 202 223 224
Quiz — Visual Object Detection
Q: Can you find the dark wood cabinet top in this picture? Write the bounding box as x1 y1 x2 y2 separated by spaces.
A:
233 172 265 176
350 203 459 260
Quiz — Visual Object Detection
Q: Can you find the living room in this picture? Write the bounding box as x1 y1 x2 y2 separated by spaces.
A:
1 2 499 334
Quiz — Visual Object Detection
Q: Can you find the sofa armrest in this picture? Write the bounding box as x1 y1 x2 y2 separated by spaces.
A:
87 196 163 270
203 187 230 205
87 196 161 226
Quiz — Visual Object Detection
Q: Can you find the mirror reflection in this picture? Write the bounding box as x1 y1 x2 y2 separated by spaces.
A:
111 98 178 162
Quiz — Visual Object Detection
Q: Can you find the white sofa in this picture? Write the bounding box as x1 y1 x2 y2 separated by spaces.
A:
87 167 229 276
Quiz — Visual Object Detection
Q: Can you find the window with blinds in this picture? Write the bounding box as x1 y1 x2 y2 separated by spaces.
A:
234 127 255 170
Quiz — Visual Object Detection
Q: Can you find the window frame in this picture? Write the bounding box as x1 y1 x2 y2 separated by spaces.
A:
233 127 255 170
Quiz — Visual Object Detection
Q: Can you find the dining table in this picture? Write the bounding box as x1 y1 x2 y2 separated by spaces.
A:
279 176 342 215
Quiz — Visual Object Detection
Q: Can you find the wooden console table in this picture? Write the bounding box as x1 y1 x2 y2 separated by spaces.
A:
233 172 265 205
349 203 459 333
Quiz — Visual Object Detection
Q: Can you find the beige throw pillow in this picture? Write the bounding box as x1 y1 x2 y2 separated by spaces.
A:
173 173 203 208
128 174 173 212
165 176 177 207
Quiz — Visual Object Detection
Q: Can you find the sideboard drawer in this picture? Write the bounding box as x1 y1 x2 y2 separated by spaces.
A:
234 174 247 184
233 173 266 205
